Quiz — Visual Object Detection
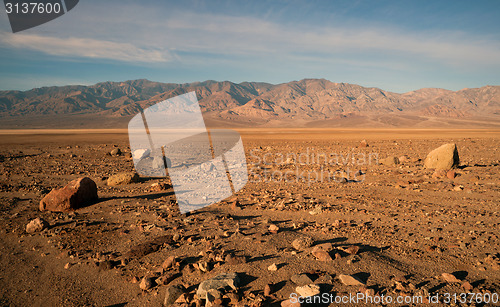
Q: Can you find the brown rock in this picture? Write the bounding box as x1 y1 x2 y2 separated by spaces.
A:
446 170 456 179
312 250 332 261
338 274 365 286
26 217 49 233
292 236 314 251
110 148 122 156
424 143 460 170
162 256 177 269
268 224 279 234
107 172 139 186
40 177 98 212
359 140 369 148
462 281 473 291
140 276 156 290
345 246 360 255
441 272 461 283
382 156 400 166
164 284 186 306
281 299 301 307
264 284 272 296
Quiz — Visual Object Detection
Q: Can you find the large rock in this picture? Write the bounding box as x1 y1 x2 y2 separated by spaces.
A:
40 177 98 212
424 143 460 170
107 172 140 186
197 273 239 299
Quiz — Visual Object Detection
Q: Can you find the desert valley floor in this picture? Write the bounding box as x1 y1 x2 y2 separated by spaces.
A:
0 128 499 306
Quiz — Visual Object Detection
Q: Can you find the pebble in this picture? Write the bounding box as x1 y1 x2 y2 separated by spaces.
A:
268 263 278 271
268 224 280 234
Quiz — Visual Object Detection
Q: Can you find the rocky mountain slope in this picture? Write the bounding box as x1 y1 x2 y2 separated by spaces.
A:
0 79 498 128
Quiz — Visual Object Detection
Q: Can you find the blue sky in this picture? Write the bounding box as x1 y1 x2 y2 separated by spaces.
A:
0 0 499 93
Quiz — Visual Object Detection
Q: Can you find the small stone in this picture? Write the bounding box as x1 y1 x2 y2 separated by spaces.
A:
64 262 72 269
312 250 332 261
110 148 122 156
162 256 176 269
291 274 314 286
345 246 360 255
225 253 246 265
309 206 322 215
312 243 333 252
268 263 278 271
292 236 314 251
382 156 400 166
196 273 239 300
268 224 279 234
163 284 186 306
230 199 241 210
107 172 140 186
446 170 456 179
338 274 365 286
281 299 301 307
264 284 272 296
295 284 320 297
140 276 156 290
462 281 473 291
441 273 461 283
26 218 49 233
359 140 369 148
133 148 150 160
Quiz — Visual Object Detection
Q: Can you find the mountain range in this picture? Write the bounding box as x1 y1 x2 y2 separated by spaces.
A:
0 79 499 128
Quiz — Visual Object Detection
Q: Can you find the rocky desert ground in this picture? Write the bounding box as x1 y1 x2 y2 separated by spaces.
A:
0 128 499 307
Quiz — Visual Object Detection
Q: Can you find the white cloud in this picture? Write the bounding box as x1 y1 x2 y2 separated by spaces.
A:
1 3 499 70
0 31 171 63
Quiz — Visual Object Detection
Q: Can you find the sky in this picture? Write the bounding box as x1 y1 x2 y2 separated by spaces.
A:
0 0 499 93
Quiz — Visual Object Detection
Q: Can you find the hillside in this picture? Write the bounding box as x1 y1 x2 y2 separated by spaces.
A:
0 79 499 128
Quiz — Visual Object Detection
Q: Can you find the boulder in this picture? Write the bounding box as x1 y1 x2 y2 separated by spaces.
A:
40 177 98 212
424 143 459 170
107 172 139 186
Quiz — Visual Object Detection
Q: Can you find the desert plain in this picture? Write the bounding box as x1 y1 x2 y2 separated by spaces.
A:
0 128 499 306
